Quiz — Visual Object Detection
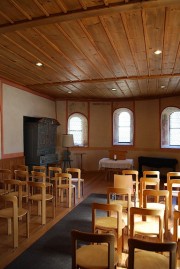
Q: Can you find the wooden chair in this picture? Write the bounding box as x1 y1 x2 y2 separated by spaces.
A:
114 174 134 193
130 207 164 242
32 165 46 174
92 202 125 261
4 179 28 209
48 166 62 182
14 170 29 201
127 238 177 269
31 171 47 183
0 169 12 195
0 194 29 248
139 177 160 207
122 170 139 203
107 186 133 237
143 170 160 178
15 164 29 172
54 172 76 208
27 181 55 225
66 167 84 199
143 189 169 238
167 179 180 217
71 229 118 269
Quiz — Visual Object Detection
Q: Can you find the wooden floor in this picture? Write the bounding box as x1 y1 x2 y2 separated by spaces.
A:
0 170 180 269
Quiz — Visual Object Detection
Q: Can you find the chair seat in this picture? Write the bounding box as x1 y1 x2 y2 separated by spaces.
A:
96 217 125 230
0 207 28 218
146 203 165 210
57 184 75 189
71 177 84 183
130 250 169 269
8 191 28 197
29 194 53 201
134 221 160 235
111 200 134 208
170 225 180 239
76 244 118 268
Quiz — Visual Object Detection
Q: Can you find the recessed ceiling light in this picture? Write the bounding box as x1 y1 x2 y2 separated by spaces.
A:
36 62 43 67
68 90 72 94
112 88 117 91
161 85 165 89
154 50 162 55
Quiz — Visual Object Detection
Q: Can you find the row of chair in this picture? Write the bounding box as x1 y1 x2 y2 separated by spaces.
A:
0 166 85 248
71 173 178 268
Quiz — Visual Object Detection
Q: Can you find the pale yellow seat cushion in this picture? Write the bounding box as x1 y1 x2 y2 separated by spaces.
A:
134 250 169 269
111 199 134 208
96 217 125 230
134 221 160 235
76 244 118 268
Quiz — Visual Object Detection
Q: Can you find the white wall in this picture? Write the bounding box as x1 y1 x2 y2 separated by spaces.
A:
2 83 56 156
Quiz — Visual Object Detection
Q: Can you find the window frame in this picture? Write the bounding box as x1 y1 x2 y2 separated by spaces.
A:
161 106 180 149
68 112 88 147
113 108 134 146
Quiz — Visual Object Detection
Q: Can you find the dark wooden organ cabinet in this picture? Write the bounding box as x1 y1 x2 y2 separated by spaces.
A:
24 117 60 169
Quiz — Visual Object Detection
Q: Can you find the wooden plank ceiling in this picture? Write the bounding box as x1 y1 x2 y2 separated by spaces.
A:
0 0 180 101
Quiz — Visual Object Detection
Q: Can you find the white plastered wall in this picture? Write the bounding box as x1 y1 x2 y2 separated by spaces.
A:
2 83 56 156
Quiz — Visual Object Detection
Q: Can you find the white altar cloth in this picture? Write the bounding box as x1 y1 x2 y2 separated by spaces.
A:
99 158 134 170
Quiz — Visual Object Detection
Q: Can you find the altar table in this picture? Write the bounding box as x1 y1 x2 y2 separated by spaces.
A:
99 158 134 180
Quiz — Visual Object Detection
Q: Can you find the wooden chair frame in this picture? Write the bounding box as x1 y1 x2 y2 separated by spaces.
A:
66 167 84 199
127 238 177 269
0 194 29 248
27 181 55 225
130 206 164 242
122 170 139 203
143 189 169 238
92 202 125 260
139 177 160 207
54 172 76 208
71 229 117 269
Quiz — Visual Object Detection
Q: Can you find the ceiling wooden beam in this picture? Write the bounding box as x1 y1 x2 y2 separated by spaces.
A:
0 0 179 34
29 73 180 87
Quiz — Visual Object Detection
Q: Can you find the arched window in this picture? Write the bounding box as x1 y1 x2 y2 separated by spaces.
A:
113 108 134 145
68 113 88 147
161 107 180 148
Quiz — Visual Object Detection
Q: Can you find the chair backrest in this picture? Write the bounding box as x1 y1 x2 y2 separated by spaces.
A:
14 170 29 181
31 171 46 183
127 238 177 269
66 167 81 178
32 165 46 174
48 166 62 178
173 210 180 242
0 169 12 181
139 177 160 207
167 179 180 217
114 174 133 194
15 165 29 172
167 172 180 182
4 179 25 208
143 189 169 237
71 229 116 269
107 186 132 230
143 170 160 178
130 206 164 242
92 202 123 237
122 170 139 199
27 181 46 201
54 172 72 185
